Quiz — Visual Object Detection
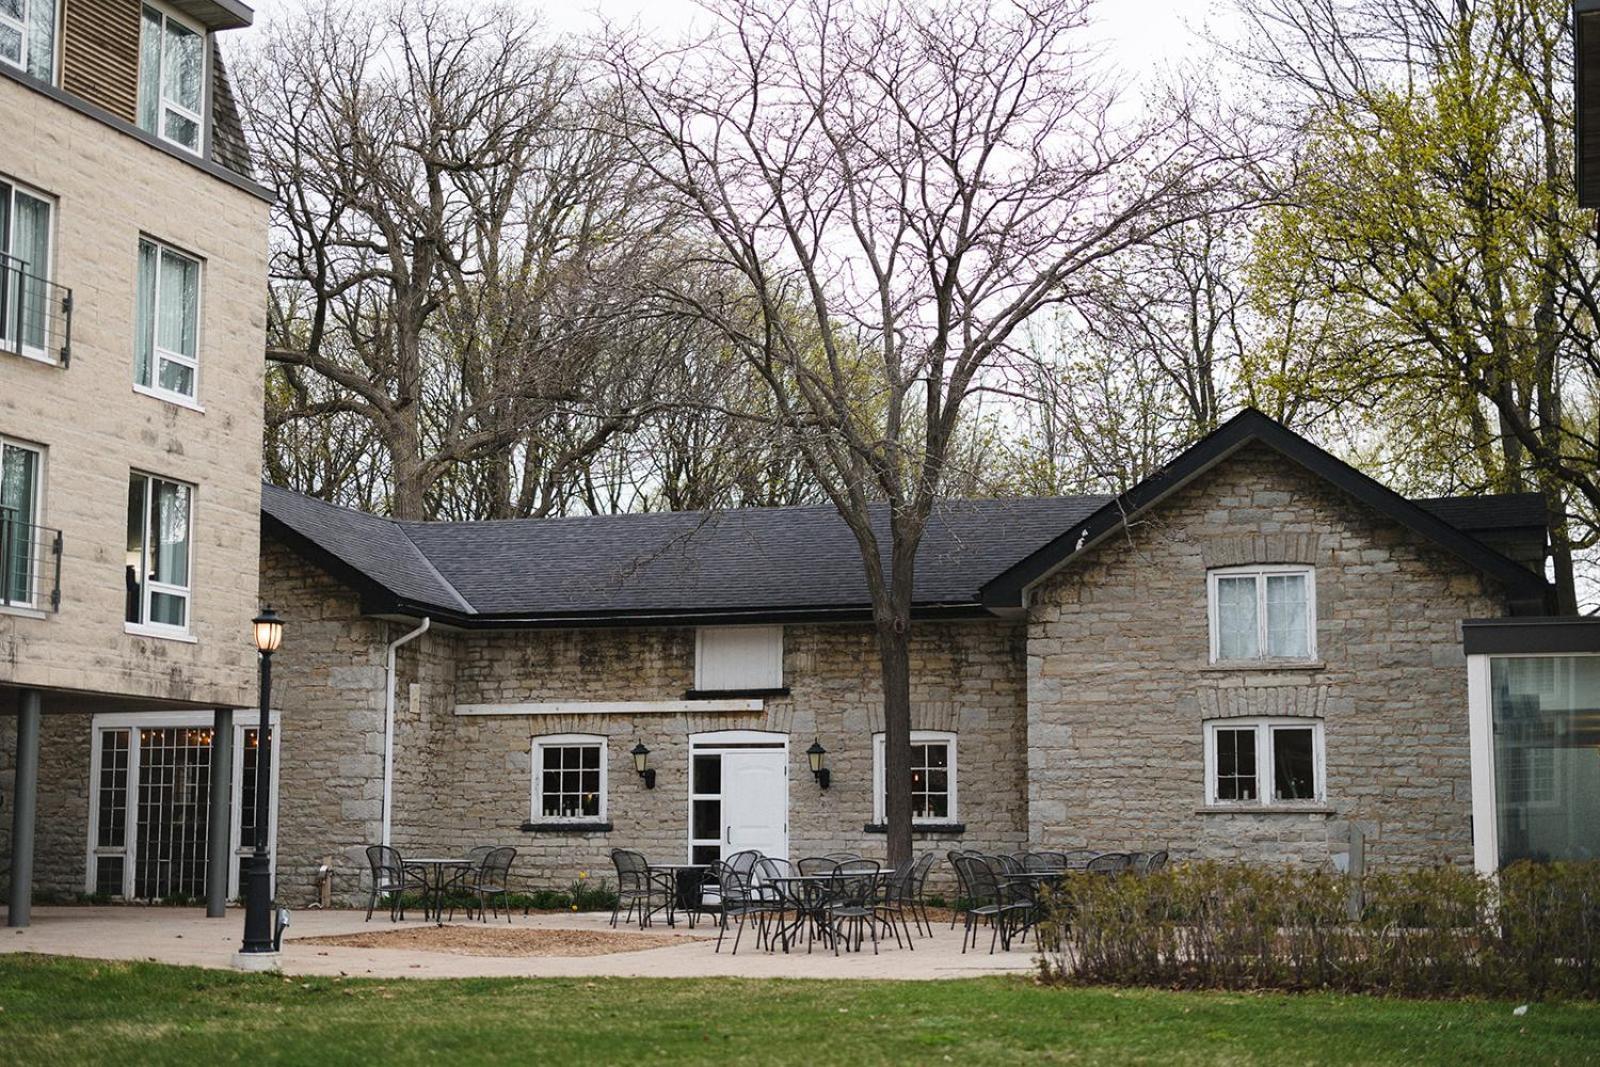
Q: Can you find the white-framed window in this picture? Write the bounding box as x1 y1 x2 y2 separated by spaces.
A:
1208 565 1317 662
134 237 201 404
872 730 958 825
125 472 193 637
0 434 43 608
0 0 58 83
531 734 607 823
1203 718 1325 807
0 175 54 362
137 2 206 154
694 625 783 691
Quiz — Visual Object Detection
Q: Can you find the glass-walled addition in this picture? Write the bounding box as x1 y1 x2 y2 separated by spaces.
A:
1487 656 1600 865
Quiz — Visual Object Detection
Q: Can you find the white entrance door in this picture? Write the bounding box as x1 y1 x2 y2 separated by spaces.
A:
721 750 788 859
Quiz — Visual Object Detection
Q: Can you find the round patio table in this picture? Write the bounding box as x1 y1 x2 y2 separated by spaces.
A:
765 870 899 954
407 857 473 925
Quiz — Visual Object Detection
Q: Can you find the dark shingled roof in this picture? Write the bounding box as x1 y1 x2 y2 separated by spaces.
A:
1413 493 1547 532
209 42 253 180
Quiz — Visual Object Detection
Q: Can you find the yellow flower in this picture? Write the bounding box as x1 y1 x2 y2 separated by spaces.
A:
570 904 578 911
579 871 588 879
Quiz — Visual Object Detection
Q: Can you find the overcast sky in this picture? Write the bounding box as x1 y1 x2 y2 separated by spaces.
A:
238 0 1238 83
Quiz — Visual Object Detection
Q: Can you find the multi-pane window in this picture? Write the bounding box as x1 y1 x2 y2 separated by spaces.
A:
0 0 57 82
125 473 193 634
1204 719 1324 807
0 177 53 360
0 435 42 607
137 3 205 154
134 238 201 401
873 731 958 825
1209 565 1316 662
531 735 606 822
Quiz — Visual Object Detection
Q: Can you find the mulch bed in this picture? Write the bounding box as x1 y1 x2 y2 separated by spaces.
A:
293 925 705 958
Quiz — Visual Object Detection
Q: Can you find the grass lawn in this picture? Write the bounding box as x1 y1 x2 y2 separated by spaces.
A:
1 954 1596 1065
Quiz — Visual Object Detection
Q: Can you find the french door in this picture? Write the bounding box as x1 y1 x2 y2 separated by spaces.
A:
86 711 279 901
688 731 788 864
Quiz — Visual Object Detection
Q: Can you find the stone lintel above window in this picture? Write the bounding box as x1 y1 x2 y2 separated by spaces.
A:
1196 684 1328 722
1201 533 1324 569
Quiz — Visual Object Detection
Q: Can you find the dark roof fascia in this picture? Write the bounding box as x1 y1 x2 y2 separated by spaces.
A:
0 65 273 202
1462 617 1600 656
980 409 1551 609
262 511 419 617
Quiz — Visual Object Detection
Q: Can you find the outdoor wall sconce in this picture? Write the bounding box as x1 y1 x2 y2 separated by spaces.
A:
632 742 656 789
807 739 831 790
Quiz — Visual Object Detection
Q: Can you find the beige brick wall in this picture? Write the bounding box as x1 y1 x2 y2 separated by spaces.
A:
1026 443 1506 867
0 76 268 709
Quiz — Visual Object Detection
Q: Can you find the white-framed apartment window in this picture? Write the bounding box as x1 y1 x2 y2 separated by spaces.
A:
137 2 207 154
1208 565 1317 662
531 734 607 823
0 0 58 83
694 625 783 691
872 730 958 825
125 472 193 637
0 175 54 362
134 237 201 404
1203 718 1325 807
0 434 43 608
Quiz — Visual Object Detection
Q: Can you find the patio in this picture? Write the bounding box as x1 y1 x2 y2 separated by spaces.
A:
0 906 1036 981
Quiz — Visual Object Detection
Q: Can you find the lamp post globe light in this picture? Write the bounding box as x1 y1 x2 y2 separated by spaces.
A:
239 607 283 962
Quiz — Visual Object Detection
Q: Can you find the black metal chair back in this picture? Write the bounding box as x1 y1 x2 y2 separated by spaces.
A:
1030 851 1069 870
798 856 840 876
1086 852 1132 875
612 848 652 894
478 846 516 890
367 844 406 892
1144 850 1170 874
1059 849 1096 870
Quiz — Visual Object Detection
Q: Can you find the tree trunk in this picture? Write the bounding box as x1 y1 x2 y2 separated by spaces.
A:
876 613 914 871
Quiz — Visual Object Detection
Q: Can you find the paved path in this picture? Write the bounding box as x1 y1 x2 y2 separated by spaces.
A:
0 906 1038 981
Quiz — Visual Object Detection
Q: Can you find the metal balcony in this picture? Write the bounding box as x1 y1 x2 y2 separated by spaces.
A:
0 251 72 367
0 507 62 612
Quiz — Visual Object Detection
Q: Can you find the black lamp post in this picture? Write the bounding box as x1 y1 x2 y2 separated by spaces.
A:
240 607 283 956
807 739 830 789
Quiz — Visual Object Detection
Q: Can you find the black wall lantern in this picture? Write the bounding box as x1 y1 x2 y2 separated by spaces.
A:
806 739 831 790
631 742 656 789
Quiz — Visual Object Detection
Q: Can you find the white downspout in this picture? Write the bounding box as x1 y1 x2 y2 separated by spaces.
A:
382 617 431 847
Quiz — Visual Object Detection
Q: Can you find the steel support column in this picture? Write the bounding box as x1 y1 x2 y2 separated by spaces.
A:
8 689 40 928
205 708 234 918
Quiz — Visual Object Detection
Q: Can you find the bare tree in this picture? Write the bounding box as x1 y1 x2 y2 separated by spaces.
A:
610 0 1258 863
241 0 679 519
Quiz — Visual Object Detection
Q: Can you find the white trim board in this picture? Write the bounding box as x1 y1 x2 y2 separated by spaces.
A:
455 698 764 717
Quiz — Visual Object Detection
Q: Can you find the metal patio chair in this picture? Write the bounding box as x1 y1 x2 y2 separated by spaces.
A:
364 844 423 922
453 846 516 923
824 860 881 956
610 848 672 929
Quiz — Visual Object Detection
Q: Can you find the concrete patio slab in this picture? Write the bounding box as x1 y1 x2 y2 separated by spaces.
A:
0 906 1039 980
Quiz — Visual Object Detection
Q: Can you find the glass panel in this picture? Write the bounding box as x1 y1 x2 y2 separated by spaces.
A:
11 189 49 352
542 747 561 772
928 794 948 819
163 109 199 151
163 16 202 112
1490 656 1600 866
125 474 147 623
137 6 161 133
156 247 197 357
581 746 599 770
0 23 19 65
150 590 186 627
157 358 194 396
1 441 37 604
0 0 22 22
1265 573 1310 658
24 0 53 82
97 729 131 849
135 241 157 386
1215 575 1259 660
1272 727 1316 801
238 726 271 851
133 725 213 900
95 856 125 897
692 799 719 839
692 753 720 795
1214 726 1257 802
150 479 190 588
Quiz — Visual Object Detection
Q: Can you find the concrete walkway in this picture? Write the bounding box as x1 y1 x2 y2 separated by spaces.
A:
0 906 1039 981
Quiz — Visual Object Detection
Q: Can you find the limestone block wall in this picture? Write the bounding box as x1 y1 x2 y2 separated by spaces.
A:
1026 443 1507 868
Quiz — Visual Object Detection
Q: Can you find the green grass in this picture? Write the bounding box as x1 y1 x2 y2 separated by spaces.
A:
1 954 1596 1065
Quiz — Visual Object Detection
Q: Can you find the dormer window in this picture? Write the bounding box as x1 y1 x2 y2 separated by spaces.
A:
0 0 57 83
138 3 206 155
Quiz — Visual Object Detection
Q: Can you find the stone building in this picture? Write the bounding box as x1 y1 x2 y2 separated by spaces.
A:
236 410 1545 905
0 0 270 924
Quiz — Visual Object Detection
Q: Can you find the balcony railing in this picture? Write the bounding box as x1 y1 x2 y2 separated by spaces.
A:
0 507 62 612
0 251 71 367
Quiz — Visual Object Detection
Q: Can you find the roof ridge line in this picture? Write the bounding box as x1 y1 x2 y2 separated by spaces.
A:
394 523 478 615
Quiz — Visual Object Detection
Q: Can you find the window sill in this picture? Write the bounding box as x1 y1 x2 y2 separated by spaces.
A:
133 383 205 413
1197 804 1336 816
520 821 613 834
684 686 789 699
0 603 47 620
124 623 197 644
863 822 965 836
1200 660 1326 673
1 345 60 368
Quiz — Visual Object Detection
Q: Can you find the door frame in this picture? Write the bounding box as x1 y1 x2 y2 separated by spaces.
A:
84 709 280 900
686 730 789 862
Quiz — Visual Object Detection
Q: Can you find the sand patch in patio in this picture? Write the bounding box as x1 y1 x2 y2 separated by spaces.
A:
293 924 706 958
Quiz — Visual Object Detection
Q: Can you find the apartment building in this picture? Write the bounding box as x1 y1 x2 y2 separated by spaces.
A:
0 0 269 925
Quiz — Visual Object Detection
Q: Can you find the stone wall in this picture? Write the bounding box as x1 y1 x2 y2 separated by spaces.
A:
1026 442 1507 868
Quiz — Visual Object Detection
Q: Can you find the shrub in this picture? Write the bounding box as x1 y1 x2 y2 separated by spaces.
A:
1038 860 1600 999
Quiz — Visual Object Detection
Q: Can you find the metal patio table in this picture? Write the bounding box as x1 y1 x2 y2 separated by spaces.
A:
646 862 711 928
407 856 474 925
766 870 899 954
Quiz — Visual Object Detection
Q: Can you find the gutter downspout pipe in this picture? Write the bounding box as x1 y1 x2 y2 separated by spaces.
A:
382 617 431 847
